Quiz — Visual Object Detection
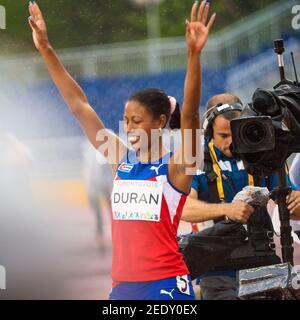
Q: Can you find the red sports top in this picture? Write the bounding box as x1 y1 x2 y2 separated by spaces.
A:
110 151 189 282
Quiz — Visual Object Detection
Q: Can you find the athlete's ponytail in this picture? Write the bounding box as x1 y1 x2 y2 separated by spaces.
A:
168 101 181 130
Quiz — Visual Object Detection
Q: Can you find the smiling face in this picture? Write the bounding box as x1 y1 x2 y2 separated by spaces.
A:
123 100 167 153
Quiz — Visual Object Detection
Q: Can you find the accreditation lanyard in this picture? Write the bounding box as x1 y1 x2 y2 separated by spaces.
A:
208 140 254 201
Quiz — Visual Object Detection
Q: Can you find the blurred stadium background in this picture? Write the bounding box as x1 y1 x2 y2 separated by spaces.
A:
0 0 299 299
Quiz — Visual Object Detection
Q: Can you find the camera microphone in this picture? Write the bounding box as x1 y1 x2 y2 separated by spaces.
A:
274 39 286 81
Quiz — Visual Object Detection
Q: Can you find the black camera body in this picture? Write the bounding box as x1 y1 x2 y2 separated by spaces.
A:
231 83 300 177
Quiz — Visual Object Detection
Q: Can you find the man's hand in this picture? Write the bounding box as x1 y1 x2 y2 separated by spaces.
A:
224 201 254 224
287 190 300 220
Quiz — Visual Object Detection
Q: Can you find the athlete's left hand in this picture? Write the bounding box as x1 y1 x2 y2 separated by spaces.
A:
287 190 300 220
186 1 216 54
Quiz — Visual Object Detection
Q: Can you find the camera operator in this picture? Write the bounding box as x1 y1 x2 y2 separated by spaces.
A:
181 92 299 300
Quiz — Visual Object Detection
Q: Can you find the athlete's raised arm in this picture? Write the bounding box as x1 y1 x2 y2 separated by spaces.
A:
169 1 216 194
28 2 127 171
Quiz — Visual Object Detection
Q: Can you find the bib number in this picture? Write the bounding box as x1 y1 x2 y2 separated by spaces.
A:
176 275 191 296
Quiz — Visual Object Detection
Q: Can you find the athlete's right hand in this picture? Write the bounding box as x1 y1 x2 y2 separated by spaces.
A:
28 1 50 52
224 201 254 224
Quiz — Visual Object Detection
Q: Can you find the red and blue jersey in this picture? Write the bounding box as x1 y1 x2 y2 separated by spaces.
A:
111 150 189 283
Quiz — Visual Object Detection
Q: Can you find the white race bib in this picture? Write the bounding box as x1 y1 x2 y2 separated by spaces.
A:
111 180 163 222
176 275 191 296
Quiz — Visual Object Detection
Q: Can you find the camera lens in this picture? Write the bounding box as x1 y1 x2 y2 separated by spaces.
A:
243 122 266 145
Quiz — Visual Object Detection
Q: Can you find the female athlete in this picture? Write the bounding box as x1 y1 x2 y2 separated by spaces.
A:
28 1 215 300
